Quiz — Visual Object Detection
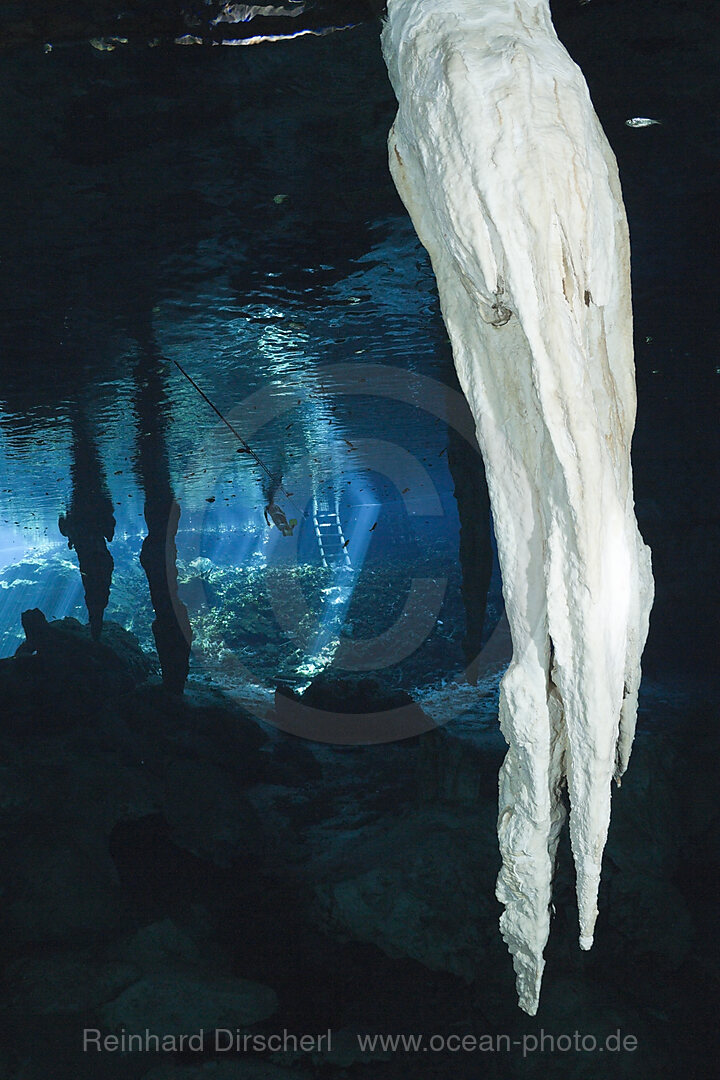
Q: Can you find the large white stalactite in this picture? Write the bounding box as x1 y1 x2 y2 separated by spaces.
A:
382 0 654 1013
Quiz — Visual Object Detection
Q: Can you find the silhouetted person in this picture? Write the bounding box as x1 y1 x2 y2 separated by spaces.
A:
133 338 192 693
262 472 297 536
58 409 115 640
264 501 297 536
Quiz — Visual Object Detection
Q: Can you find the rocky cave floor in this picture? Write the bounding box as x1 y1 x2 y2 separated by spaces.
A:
0 613 717 1080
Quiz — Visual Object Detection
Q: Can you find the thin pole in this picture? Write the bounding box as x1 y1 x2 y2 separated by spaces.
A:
169 356 305 517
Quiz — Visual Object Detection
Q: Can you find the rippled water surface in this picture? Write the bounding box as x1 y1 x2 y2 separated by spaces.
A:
1 15 717 701
0 9 718 1076
0 25 501 692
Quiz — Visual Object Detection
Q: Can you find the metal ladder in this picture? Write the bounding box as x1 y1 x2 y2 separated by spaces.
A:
312 492 352 569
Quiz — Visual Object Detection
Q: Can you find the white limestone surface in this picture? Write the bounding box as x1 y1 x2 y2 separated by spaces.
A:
382 0 654 1013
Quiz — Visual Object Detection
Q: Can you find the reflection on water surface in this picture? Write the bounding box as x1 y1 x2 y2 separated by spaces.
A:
0 24 498 698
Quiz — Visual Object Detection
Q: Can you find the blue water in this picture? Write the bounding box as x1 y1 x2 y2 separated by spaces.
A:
0 12 717 1078
0 25 500 693
0 18 716 698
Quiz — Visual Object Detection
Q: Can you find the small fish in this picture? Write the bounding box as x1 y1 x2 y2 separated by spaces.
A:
342 539 350 549
344 439 356 450
369 522 377 532
625 117 662 128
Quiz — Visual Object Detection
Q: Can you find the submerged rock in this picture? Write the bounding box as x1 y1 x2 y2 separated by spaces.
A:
605 873 693 969
5 951 138 1015
416 722 505 806
100 974 278 1036
274 673 432 743
163 759 264 866
289 672 420 716
312 805 500 980
1 835 124 946
1 611 154 729
144 1063 311 1080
